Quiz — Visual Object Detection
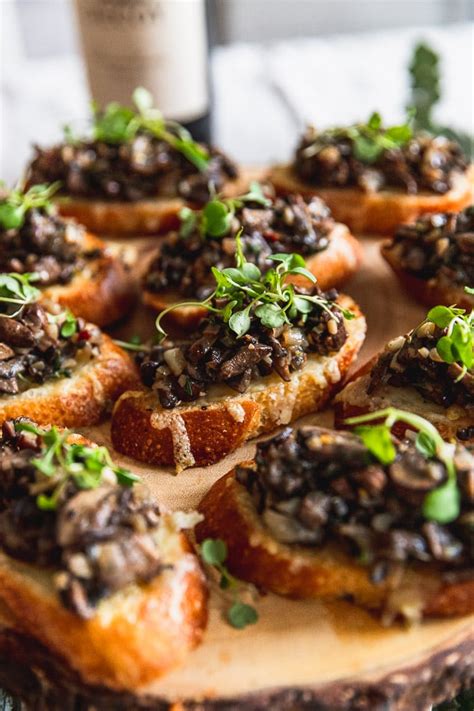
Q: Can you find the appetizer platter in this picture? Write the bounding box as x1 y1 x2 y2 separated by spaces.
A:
0 89 473 710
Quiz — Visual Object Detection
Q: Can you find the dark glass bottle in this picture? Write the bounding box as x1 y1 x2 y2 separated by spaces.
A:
74 0 212 142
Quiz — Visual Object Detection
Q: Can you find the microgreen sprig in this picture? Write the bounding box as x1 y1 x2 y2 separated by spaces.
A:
345 407 460 524
113 335 149 352
155 234 353 340
15 421 139 511
199 538 258 629
0 273 41 317
303 111 413 164
424 300 473 379
178 181 271 239
0 182 61 231
91 87 210 171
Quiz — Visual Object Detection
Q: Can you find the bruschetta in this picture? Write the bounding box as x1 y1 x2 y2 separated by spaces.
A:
334 300 473 443
112 247 366 470
197 411 474 621
270 113 472 235
25 88 240 235
0 183 136 325
0 273 138 426
0 418 207 690
143 184 362 329
382 205 474 310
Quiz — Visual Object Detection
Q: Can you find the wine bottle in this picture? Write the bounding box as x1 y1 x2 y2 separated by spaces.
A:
73 0 211 142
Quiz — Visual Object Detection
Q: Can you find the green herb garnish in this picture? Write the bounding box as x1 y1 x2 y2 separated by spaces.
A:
346 407 460 524
14 421 140 511
0 273 41 317
113 335 148 352
408 42 473 158
178 181 271 239
199 538 258 629
303 111 413 165
91 87 210 171
424 301 473 380
60 309 78 339
156 234 353 340
0 182 61 231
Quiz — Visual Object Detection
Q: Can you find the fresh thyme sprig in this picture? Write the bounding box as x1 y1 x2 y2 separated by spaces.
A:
0 273 41 317
302 111 413 165
345 407 460 524
89 87 210 171
155 234 354 340
199 538 258 629
15 421 140 511
178 181 271 239
0 182 61 231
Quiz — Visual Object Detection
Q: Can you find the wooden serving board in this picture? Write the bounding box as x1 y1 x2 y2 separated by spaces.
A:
1 223 473 709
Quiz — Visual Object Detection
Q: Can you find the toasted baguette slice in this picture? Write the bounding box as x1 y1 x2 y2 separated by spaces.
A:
58 196 183 236
333 364 473 442
0 336 139 427
381 241 474 311
197 472 474 618
111 297 366 470
41 233 136 326
0 512 207 690
56 177 248 236
269 164 474 235
142 223 363 330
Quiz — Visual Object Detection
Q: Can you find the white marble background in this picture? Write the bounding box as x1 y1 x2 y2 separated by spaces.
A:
0 23 473 184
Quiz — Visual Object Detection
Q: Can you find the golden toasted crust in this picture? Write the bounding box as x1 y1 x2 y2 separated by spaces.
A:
142 223 363 329
57 197 183 236
381 241 474 311
0 336 139 427
56 177 246 236
111 297 366 470
269 164 474 235
334 368 473 442
42 233 136 326
0 518 208 690
197 472 474 618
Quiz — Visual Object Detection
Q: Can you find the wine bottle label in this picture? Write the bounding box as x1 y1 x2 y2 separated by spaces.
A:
74 0 209 122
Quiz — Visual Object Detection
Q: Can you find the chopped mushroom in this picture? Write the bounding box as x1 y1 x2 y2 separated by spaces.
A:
237 426 474 578
144 194 335 300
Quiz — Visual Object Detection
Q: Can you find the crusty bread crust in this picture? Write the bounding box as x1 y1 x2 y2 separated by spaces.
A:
269 164 474 235
0 515 207 690
56 177 247 236
142 223 363 329
0 336 139 427
381 241 474 311
334 367 473 441
42 233 136 326
57 197 183 236
196 472 474 618
111 296 366 470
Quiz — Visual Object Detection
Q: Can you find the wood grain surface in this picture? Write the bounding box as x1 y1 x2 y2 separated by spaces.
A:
0 221 472 710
